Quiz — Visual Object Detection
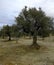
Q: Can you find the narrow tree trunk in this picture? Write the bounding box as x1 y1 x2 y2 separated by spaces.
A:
8 36 11 41
33 35 37 45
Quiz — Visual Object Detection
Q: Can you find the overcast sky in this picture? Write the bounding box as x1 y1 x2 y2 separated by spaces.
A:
0 0 54 27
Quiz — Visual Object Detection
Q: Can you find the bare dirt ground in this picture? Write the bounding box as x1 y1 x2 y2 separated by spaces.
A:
0 36 54 65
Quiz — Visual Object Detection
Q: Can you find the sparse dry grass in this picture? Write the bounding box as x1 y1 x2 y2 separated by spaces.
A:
0 36 54 65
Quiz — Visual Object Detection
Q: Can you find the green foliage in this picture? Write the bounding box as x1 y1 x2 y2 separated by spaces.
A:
11 24 18 37
16 6 53 38
1 25 11 40
0 6 53 44
3 25 11 36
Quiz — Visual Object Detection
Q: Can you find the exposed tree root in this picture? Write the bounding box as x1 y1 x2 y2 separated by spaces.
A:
31 43 40 50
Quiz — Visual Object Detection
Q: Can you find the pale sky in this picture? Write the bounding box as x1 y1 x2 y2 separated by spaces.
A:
0 0 54 27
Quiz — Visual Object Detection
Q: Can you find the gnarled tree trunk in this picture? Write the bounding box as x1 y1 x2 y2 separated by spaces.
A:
32 31 40 49
33 35 37 45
